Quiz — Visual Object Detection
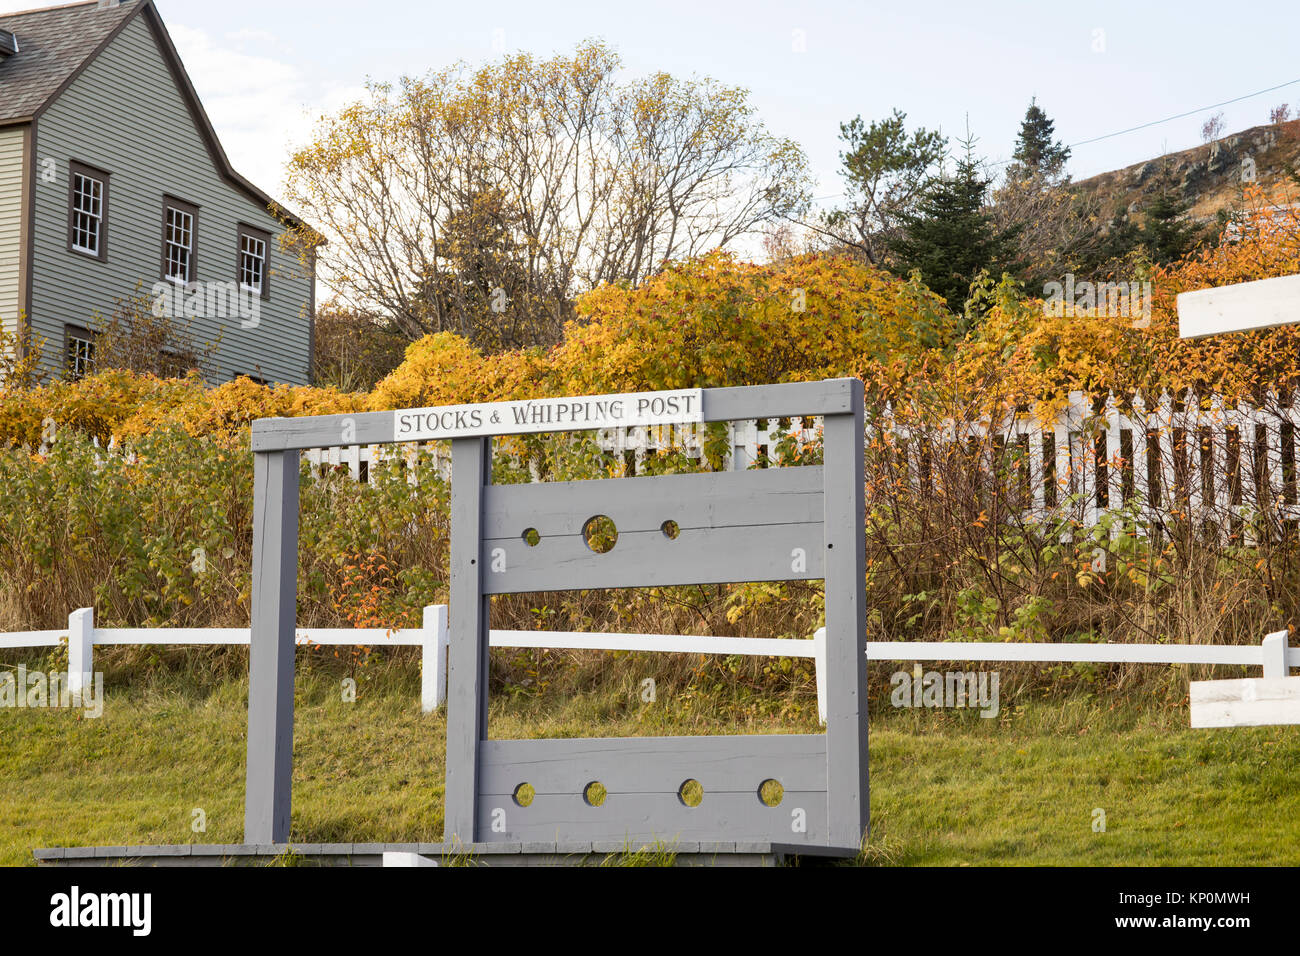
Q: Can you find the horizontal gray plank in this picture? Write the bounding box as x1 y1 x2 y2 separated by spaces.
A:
703 379 857 421
481 522 824 592
251 412 394 452
483 467 824 538
479 734 827 795
482 468 825 591
248 379 858 450
475 792 828 844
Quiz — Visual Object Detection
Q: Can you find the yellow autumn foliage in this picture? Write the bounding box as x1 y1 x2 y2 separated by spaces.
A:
3 195 1299 452
945 188 1300 418
367 250 956 409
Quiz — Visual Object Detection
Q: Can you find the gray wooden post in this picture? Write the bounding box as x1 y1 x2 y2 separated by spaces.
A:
244 449 300 844
444 437 491 844
822 378 869 848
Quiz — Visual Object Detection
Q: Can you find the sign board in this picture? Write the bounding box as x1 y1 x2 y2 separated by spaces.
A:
1190 677 1300 728
1177 273 1300 339
394 389 703 442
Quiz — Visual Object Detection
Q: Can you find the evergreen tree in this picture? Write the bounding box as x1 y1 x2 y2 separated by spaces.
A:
1088 205 1144 269
887 133 1019 316
1141 165 1207 265
825 109 947 265
1010 98 1071 180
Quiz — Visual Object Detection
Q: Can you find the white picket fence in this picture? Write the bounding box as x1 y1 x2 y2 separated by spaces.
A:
303 391 1300 533
300 418 799 483
32 390 1300 536
3 606 1293 722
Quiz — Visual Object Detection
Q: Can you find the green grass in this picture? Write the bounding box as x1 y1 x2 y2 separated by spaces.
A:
2 666 1298 866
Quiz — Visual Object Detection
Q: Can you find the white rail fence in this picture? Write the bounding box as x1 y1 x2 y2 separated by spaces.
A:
3 607 1293 723
303 390 1300 533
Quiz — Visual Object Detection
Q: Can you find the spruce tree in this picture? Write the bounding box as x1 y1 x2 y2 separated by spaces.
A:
1011 98 1071 179
887 134 1019 315
1142 165 1206 265
1091 205 1144 268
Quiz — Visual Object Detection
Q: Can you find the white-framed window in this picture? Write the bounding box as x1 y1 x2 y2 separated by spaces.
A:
65 326 96 380
239 231 267 294
71 174 102 253
163 200 197 282
68 162 108 259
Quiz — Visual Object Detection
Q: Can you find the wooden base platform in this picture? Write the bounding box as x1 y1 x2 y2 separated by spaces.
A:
35 840 858 867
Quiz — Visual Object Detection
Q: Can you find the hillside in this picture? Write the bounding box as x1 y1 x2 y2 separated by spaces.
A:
1075 119 1300 223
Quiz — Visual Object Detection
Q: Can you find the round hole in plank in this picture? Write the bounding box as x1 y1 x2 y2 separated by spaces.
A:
758 779 784 807
582 515 618 553
513 782 535 807
661 520 680 540
522 527 540 547
678 778 703 808
583 781 607 807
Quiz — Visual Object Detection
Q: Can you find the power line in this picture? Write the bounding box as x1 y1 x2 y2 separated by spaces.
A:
812 75 1300 202
985 76 1300 169
1068 75 1300 148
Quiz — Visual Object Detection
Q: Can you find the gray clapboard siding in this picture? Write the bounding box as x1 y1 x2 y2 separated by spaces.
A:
0 124 23 343
30 15 312 384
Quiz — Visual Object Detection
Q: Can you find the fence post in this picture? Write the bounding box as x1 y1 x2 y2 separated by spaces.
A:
67 607 94 706
1262 630 1290 679
813 626 827 724
244 448 301 845
422 604 450 712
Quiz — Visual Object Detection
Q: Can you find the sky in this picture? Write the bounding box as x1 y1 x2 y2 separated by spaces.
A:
6 0 1300 216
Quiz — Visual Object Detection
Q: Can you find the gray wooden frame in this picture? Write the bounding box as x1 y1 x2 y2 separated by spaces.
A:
243 379 867 853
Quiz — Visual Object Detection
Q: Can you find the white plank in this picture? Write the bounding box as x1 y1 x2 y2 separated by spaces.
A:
382 851 439 867
92 627 427 646
1190 677 1300 727
0 631 66 648
489 630 817 657
1177 273 1300 338
866 641 1262 666
395 389 703 442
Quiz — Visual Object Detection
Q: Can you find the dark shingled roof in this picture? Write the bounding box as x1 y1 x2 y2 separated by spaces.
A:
0 1 138 123
0 0 319 237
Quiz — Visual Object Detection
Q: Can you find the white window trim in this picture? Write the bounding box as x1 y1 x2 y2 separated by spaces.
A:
71 171 104 256
239 233 267 294
164 204 195 283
